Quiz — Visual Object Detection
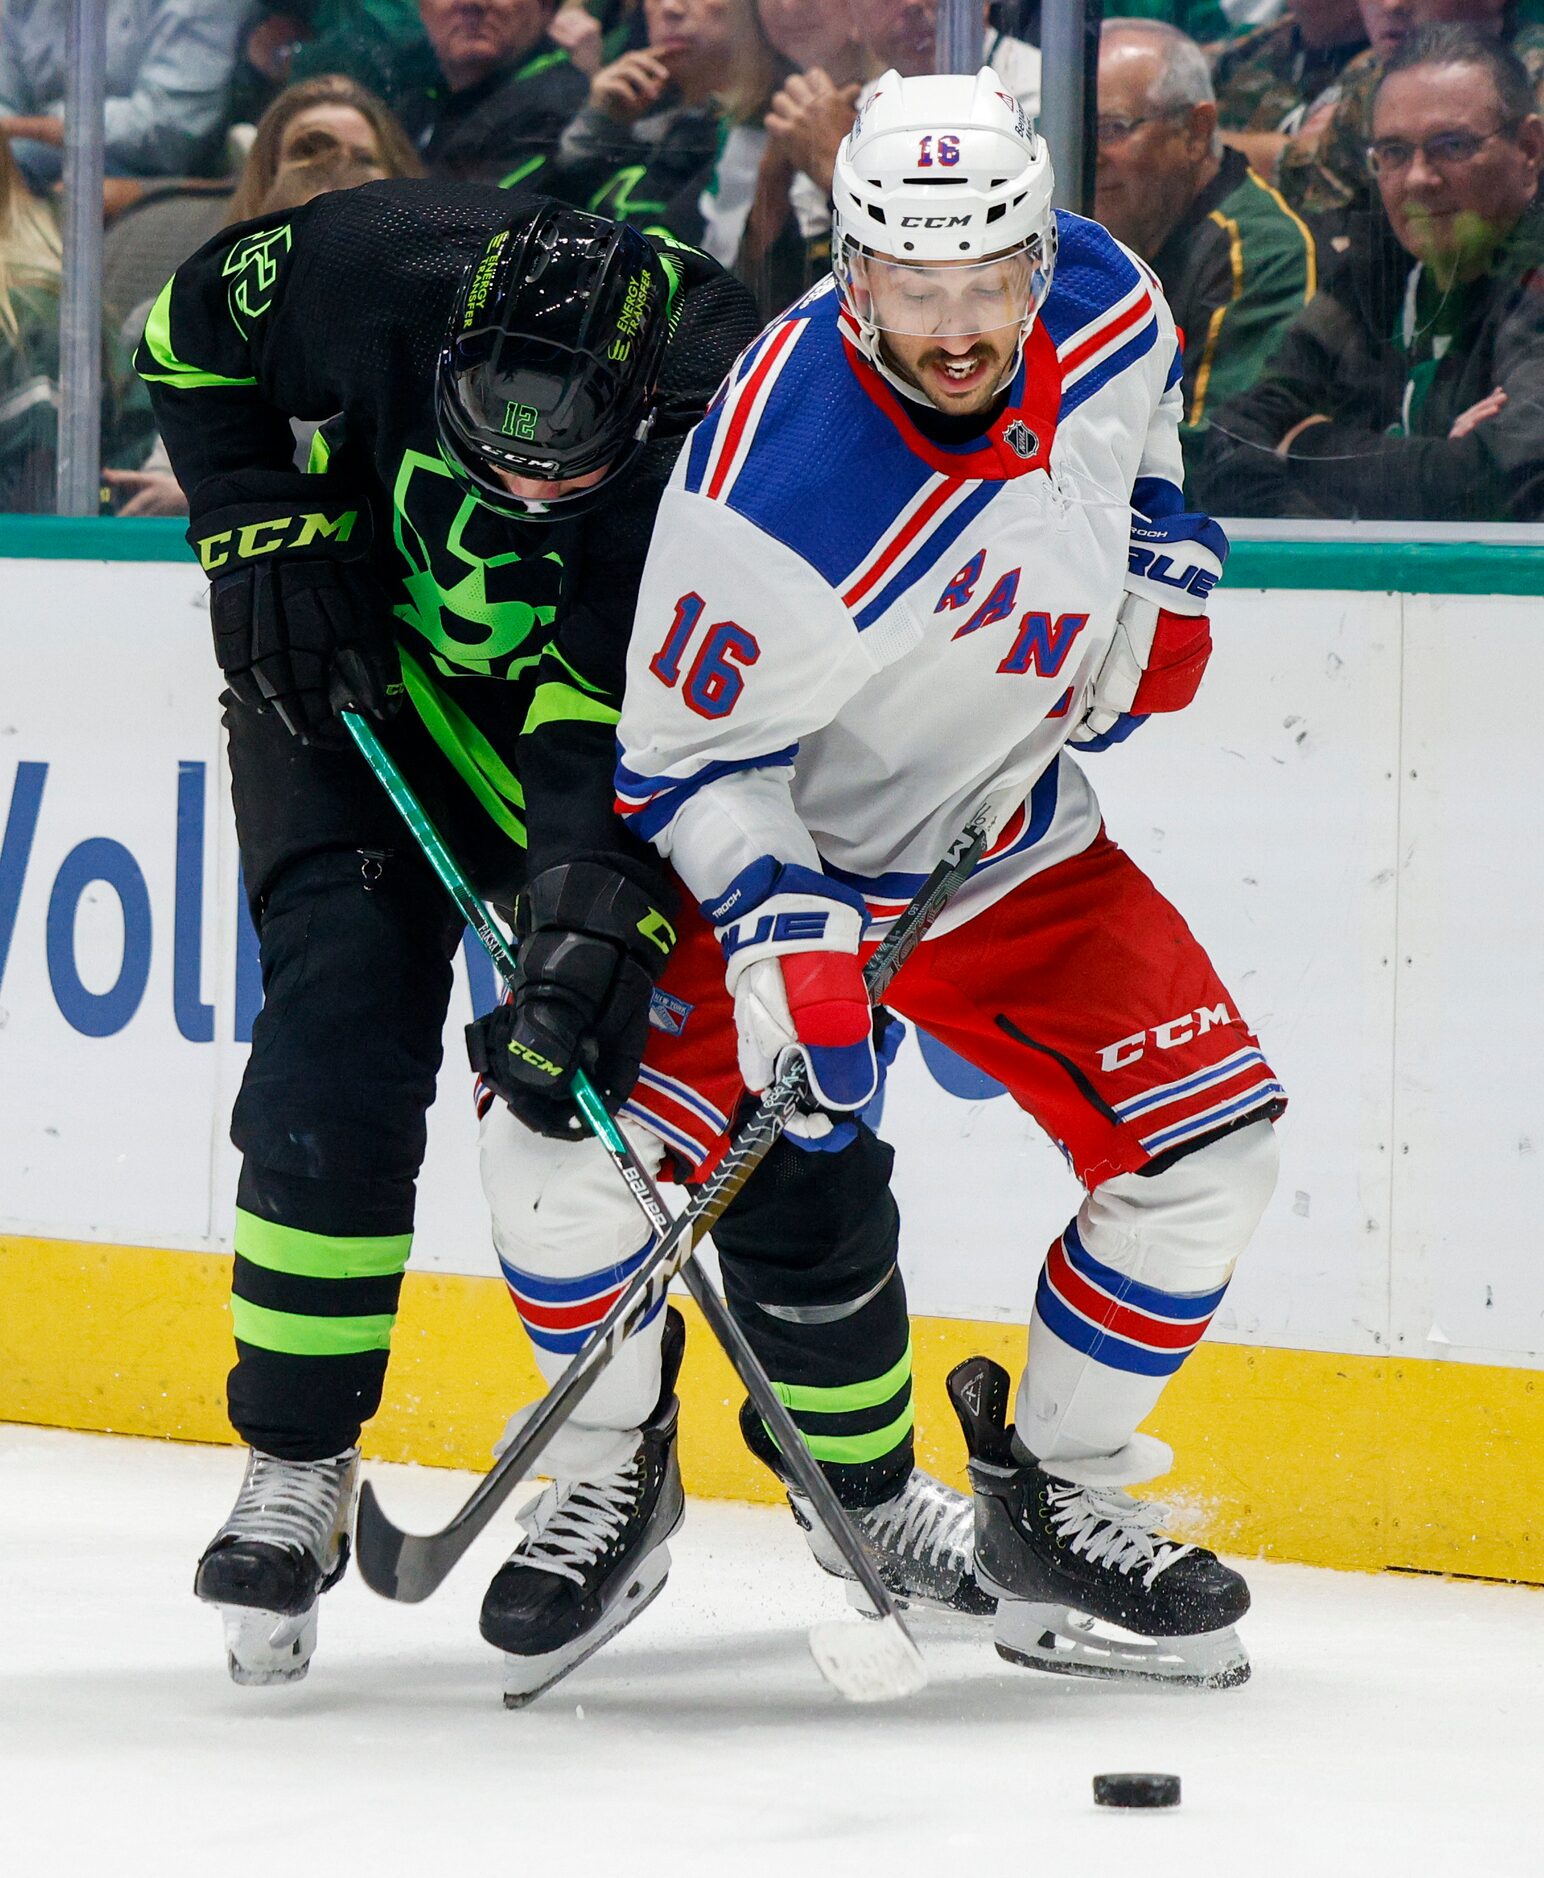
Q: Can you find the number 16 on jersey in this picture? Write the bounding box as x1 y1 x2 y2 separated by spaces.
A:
648 592 761 721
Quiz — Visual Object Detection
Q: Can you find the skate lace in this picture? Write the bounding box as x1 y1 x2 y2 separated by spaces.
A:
520 1459 643 1587
221 1451 354 1560
862 1473 974 1572
1045 1481 1194 1590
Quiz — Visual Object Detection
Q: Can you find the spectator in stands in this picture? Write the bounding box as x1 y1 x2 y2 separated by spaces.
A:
693 0 860 315
1194 27 1544 519
236 3 434 121
1098 21 1318 437
771 1 1042 297
544 0 747 230
1213 0 1370 183
224 72 424 222
1277 0 1544 222
402 0 591 188
104 78 423 515
0 128 155 512
0 0 244 193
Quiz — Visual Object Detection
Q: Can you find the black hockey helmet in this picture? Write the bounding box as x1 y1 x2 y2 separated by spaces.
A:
436 203 677 523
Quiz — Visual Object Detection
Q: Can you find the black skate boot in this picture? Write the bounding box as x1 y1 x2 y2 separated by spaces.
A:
739 1400 995 1617
481 1306 687 1707
947 1357 1251 1688
194 1446 358 1686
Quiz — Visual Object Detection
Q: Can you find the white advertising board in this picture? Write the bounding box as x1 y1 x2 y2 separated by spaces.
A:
0 561 1537 1369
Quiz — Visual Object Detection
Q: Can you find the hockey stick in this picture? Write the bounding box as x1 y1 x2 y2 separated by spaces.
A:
343 710 986 1695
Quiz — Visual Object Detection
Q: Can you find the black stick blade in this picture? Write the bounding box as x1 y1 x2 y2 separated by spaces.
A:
354 1478 417 1603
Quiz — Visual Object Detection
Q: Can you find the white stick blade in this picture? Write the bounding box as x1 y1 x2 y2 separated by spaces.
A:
808 1614 927 1703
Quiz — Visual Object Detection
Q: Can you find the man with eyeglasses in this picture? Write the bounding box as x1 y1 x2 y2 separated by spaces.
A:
1276 0 1544 224
1193 24 1544 519
1095 20 1318 436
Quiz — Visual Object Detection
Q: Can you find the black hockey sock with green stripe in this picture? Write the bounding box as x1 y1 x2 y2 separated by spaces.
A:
710 1126 914 1508
227 1163 414 1460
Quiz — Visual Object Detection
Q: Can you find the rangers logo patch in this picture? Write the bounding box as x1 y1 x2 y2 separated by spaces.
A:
648 988 694 1036
1004 419 1039 460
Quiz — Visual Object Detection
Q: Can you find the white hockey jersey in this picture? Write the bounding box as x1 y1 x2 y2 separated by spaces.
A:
615 213 1205 935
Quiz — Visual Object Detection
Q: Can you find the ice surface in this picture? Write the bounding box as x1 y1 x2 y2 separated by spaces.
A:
4 1426 1540 1876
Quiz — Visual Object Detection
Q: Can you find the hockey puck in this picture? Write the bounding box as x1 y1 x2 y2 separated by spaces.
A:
1093 1773 1182 1810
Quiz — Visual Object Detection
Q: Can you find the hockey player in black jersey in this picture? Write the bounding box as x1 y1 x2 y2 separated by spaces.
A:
138 183 986 1699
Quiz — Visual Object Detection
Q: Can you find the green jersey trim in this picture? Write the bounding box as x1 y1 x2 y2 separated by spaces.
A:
137 278 258 390
399 644 528 846
522 677 620 737
772 1340 913 1416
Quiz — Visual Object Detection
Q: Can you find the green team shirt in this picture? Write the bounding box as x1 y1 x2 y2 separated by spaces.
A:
1152 146 1319 434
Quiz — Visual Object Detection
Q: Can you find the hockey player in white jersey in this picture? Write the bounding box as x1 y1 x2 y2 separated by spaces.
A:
593 68 1287 1689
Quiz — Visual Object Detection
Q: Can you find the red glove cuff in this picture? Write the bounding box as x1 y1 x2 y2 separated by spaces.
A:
1129 610 1212 715
781 953 871 1047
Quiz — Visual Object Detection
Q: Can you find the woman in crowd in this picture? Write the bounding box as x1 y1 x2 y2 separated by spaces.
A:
0 129 154 514
224 72 424 224
715 0 865 315
107 76 423 517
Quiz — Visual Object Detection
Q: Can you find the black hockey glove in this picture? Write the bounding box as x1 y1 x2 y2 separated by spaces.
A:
466 859 678 1140
187 470 397 743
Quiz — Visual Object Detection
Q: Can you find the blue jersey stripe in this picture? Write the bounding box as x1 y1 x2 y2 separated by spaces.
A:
853 480 1004 632
497 1241 653 1305
1060 317 1159 417
615 745 799 842
824 764 1060 903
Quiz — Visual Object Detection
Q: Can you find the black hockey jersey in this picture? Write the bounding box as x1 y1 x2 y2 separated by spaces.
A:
135 177 758 880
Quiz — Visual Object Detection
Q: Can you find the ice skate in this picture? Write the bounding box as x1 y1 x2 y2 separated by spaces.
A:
194 1446 358 1687
740 1400 995 1617
948 1357 1250 1688
481 1308 685 1707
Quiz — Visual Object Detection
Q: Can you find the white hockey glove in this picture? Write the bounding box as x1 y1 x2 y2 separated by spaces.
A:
1071 511 1226 751
704 859 877 1141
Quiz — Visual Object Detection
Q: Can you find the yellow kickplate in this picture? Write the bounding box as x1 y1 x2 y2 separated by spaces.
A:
2 1235 1539 1584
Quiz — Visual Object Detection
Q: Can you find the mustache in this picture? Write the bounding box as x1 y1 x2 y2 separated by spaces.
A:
917 342 997 372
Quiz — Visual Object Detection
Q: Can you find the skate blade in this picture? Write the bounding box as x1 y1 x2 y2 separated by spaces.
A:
501 1545 672 1709
808 1613 928 1703
220 1604 318 1687
994 1601 1250 1690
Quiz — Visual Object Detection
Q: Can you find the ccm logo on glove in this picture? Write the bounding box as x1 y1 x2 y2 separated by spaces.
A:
193 506 362 572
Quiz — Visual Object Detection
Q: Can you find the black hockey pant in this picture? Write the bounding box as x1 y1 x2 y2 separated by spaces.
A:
224 698 522 1461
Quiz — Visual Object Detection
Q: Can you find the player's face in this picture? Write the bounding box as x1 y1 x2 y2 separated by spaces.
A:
493 462 615 502
1372 64 1544 280
858 253 1031 415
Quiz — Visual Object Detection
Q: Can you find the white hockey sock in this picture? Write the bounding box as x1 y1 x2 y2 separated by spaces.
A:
479 1103 669 1480
1016 1119 1278 1482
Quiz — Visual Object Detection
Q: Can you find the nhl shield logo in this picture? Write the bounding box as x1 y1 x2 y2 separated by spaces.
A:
1004 419 1039 459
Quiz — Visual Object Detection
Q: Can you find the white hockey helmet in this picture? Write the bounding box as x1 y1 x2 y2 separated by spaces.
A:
832 68 1057 393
